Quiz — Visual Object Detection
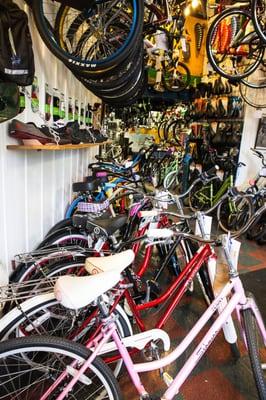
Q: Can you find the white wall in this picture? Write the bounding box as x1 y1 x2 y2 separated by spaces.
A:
0 2 100 278
236 107 266 188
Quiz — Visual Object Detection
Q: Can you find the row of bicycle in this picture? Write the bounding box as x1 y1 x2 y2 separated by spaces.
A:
0 150 265 398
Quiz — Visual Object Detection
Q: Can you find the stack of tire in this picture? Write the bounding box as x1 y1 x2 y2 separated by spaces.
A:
31 0 145 107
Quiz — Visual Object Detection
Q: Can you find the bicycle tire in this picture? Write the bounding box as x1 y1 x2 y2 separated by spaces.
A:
247 210 266 240
217 195 254 234
35 227 89 250
45 218 73 237
206 8 264 80
251 0 266 43
32 0 144 73
241 306 266 399
162 61 191 92
79 47 143 91
0 290 132 377
0 335 122 400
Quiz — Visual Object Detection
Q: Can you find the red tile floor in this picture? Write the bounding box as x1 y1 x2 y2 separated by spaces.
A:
119 238 266 399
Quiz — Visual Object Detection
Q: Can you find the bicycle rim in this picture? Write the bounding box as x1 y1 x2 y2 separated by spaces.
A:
206 9 264 80
241 307 266 399
0 335 121 399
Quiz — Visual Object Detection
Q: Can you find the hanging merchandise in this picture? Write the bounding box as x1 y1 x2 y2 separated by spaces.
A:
85 106 92 126
194 23 204 54
45 83 52 121
0 0 35 86
52 88 60 122
68 97 74 121
74 99 79 121
19 91 25 114
0 81 19 123
31 76 39 113
59 92 65 120
180 32 191 62
80 102 85 125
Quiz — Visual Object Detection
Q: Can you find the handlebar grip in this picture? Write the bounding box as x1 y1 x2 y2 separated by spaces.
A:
147 228 174 239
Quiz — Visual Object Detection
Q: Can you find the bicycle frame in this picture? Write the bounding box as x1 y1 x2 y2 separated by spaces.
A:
63 242 213 360
48 263 266 400
196 174 233 207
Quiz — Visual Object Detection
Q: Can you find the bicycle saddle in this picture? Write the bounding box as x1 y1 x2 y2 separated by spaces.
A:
86 215 128 236
55 269 121 309
85 249 135 275
72 179 101 193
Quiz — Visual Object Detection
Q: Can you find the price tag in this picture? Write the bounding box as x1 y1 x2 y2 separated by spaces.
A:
181 37 187 52
195 215 212 239
227 237 241 271
156 191 168 209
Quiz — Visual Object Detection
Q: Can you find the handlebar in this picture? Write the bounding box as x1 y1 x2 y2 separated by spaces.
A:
251 148 266 166
146 203 266 244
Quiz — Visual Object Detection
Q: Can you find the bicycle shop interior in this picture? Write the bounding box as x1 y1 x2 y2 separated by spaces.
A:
0 0 265 399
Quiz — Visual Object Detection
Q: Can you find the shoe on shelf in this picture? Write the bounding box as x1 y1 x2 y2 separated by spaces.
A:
71 127 94 144
92 128 107 143
9 119 56 145
9 119 72 145
28 122 72 144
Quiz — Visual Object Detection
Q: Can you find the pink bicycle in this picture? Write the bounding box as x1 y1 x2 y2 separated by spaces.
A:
0 205 265 400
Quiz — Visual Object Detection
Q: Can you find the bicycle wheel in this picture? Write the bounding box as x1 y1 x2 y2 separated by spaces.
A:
241 306 266 399
0 289 132 377
252 0 266 43
163 61 191 92
206 9 264 80
32 0 144 73
0 335 121 399
36 228 89 250
163 170 179 191
247 210 266 240
240 63 266 108
217 195 254 233
188 181 212 212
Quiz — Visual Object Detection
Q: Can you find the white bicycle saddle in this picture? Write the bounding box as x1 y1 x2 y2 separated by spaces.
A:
54 270 121 310
85 249 135 275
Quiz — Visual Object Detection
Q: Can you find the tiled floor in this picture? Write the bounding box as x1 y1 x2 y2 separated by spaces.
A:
119 237 266 399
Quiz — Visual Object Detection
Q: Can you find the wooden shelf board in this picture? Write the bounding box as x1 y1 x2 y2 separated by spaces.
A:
7 141 111 151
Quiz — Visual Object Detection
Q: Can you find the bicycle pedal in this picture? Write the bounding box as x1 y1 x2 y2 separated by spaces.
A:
163 372 174 387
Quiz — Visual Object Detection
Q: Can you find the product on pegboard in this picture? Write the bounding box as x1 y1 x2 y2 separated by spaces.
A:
19 91 25 114
31 76 39 113
59 92 65 120
74 99 79 121
45 83 52 121
85 106 92 126
68 97 74 121
80 102 85 125
53 88 60 122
